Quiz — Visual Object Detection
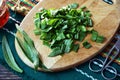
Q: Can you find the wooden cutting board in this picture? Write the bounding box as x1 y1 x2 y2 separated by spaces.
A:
15 0 120 72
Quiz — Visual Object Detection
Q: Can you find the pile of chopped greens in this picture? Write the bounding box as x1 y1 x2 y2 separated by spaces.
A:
34 3 105 57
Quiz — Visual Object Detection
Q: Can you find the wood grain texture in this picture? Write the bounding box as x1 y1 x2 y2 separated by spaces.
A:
15 0 120 72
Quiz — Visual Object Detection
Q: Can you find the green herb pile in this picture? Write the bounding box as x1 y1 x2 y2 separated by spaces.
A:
34 3 105 57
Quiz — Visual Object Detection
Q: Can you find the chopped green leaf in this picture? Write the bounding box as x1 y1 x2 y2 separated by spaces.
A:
68 3 79 9
41 19 47 29
82 41 92 49
47 19 59 26
79 32 86 42
91 29 105 43
56 32 65 40
64 39 73 53
33 3 105 57
91 30 98 41
34 18 41 29
88 18 93 27
34 29 41 35
43 40 50 47
80 25 87 32
48 47 62 57
96 35 105 43
72 44 79 52
74 33 79 40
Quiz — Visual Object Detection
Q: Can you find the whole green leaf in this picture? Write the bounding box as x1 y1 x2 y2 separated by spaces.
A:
2 36 23 73
16 25 48 70
16 37 31 60
30 46 40 70
16 24 34 47
16 35 39 70
16 37 33 62
16 25 47 70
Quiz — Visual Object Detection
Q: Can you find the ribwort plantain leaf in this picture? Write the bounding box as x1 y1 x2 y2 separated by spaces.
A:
2 35 23 73
15 33 39 70
16 24 34 47
15 37 33 62
15 24 47 70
